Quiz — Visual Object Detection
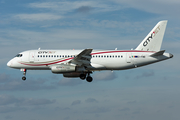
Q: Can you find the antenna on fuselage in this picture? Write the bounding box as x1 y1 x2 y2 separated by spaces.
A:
38 48 41 50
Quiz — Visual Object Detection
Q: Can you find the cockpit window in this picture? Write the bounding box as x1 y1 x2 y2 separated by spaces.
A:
15 54 23 57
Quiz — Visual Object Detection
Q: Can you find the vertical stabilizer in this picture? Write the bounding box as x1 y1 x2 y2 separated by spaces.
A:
135 21 167 52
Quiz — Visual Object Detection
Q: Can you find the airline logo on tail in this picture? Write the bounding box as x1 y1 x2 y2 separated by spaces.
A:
143 25 160 46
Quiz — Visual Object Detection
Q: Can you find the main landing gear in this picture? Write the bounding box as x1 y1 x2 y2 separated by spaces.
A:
86 76 93 82
80 72 93 82
21 69 27 81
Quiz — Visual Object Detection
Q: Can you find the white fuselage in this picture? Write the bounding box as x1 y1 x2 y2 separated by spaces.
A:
6 21 173 82
7 49 172 71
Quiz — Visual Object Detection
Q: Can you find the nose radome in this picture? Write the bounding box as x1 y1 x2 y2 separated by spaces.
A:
7 60 11 67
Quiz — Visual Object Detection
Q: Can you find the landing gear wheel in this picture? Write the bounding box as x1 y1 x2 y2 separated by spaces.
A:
21 69 27 81
80 74 86 80
22 76 26 81
86 76 93 82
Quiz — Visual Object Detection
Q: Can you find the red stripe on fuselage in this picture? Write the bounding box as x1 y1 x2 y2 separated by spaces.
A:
91 50 154 55
19 50 154 66
19 57 73 66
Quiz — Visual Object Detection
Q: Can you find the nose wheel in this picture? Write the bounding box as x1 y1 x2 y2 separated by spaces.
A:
21 69 27 81
22 76 26 80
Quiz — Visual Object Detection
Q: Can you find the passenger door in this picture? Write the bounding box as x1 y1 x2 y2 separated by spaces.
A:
126 53 131 63
29 52 35 63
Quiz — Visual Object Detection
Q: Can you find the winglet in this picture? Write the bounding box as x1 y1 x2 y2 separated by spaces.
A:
150 50 165 57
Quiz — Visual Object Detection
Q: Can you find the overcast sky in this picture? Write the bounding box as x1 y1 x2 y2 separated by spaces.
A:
1 0 180 120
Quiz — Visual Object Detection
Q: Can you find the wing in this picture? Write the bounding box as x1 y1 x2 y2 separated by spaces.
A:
69 49 93 66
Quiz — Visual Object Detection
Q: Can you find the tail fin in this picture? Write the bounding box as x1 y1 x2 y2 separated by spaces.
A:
135 20 167 52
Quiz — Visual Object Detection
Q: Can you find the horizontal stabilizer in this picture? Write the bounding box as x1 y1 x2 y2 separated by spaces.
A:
150 50 165 57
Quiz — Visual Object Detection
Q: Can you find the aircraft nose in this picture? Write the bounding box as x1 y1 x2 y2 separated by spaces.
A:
7 60 12 67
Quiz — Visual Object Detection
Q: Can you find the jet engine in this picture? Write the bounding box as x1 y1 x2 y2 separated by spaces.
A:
51 64 76 74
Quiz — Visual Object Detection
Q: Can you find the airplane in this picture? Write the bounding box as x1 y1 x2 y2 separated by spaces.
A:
7 20 173 82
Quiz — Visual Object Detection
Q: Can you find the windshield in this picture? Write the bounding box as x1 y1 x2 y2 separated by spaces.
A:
15 54 23 57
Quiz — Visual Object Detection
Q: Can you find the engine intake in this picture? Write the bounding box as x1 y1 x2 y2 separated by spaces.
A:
51 64 76 74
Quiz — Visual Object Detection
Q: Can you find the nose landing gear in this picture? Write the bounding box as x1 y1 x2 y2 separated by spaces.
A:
22 76 26 80
21 69 27 81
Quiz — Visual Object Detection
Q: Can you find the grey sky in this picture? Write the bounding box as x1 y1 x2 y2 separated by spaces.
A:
0 0 179 120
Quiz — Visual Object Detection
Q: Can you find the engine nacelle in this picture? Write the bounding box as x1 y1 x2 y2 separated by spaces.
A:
63 72 81 78
51 64 76 74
